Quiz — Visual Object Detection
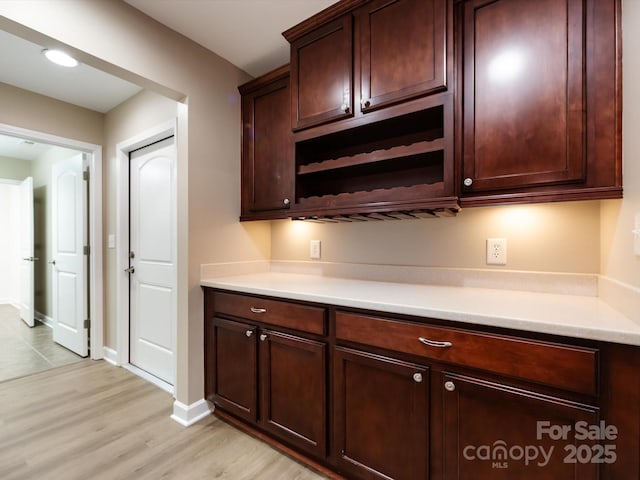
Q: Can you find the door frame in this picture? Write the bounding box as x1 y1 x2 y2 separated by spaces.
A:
0 122 104 360
115 119 176 394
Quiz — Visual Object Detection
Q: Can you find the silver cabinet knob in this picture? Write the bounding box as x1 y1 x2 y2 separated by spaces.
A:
245 330 253 337
260 334 267 342
444 381 456 392
283 198 290 206
341 103 350 113
413 373 423 383
360 98 371 109
463 177 473 187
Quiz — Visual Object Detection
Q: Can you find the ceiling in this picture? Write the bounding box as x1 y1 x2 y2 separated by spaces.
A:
124 0 336 78
0 0 335 160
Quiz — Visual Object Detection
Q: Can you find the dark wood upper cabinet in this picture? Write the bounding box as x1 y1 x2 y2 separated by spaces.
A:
461 0 585 192
289 17 354 130
458 0 622 205
286 0 449 131
239 0 620 216
360 0 447 113
238 65 293 220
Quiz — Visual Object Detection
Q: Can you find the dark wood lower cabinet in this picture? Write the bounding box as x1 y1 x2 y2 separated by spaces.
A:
205 308 327 459
442 373 599 480
333 347 429 480
204 288 640 480
208 317 258 423
260 329 327 457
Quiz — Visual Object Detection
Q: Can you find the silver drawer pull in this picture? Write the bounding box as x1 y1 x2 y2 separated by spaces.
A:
250 307 267 314
418 337 452 348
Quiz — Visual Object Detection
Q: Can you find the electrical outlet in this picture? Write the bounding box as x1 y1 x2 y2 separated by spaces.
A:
310 239 321 260
486 238 507 265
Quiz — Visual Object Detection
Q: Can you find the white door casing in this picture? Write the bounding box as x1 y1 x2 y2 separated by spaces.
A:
18 176 34 327
52 154 88 357
129 136 177 385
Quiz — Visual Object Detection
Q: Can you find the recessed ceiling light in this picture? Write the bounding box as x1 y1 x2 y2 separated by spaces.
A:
42 48 79 68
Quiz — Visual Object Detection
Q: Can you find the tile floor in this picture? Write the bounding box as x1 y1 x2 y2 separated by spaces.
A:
0 304 83 382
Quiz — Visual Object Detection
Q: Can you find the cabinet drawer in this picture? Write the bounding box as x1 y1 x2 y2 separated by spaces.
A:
214 291 326 335
335 311 598 395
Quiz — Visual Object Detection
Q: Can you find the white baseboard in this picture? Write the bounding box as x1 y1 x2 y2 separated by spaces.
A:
171 398 213 427
102 346 119 366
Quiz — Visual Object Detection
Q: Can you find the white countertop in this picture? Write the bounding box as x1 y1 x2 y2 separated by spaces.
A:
201 272 640 346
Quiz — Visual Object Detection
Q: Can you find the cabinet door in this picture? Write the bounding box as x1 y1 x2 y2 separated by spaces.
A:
461 0 585 193
442 373 599 480
260 330 327 458
240 70 293 216
290 16 353 130
359 0 447 113
334 347 429 480
211 317 258 423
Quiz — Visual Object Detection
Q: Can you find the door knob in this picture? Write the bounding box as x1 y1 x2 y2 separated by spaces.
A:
124 266 135 274
48 260 56 265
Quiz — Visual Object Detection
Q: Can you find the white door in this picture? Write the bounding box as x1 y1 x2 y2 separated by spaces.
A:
129 137 176 385
18 177 35 327
52 154 88 357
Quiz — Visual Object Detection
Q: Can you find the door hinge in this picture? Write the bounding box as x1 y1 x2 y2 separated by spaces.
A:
83 169 90 181
83 319 90 329
83 245 90 255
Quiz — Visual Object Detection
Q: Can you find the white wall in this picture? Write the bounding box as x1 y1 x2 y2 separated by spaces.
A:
0 182 20 304
596 0 640 321
0 1 267 406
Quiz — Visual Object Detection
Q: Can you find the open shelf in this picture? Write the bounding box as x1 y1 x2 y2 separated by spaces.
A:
297 139 445 175
293 104 451 216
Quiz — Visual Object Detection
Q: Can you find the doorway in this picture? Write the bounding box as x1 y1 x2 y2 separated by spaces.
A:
0 123 104 363
116 121 177 394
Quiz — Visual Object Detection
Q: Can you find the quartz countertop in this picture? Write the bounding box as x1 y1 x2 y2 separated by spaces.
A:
201 272 640 346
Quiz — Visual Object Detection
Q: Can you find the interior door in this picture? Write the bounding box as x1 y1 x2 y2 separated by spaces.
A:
129 136 176 385
18 176 34 327
52 154 88 357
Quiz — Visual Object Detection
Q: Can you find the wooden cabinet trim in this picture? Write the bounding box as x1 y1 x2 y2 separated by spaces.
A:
336 310 599 395
213 291 327 336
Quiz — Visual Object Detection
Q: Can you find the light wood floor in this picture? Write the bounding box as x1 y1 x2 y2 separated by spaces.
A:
0 304 83 382
0 360 327 480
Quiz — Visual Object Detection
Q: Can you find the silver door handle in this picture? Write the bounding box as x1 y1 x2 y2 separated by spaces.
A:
124 266 135 274
418 337 453 348
250 307 266 314
22 257 39 262
48 260 56 265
